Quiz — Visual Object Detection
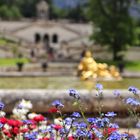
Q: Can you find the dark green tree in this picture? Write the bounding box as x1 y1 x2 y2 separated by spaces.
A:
0 5 21 20
88 0 135 61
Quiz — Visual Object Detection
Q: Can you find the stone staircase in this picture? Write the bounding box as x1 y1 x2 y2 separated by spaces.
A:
0 62 78 76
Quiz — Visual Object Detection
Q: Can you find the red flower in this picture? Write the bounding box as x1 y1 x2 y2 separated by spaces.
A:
11 127 19 135
20 128 29 133
68 136 75 140
3 129 12 138
39 138 50 140
0 117 7 124
103 127 117 136
53 124 62 131
29 124 37 130
33 115 45 122
48 107 58 113
92 133 99 140
7 119 23 127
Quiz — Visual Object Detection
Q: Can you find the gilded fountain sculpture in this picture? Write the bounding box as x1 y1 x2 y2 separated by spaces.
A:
78 50 121 80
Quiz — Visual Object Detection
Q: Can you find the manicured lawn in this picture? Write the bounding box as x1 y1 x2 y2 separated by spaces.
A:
97 60 140 72
0 58 29 66
0 77 139 89
125 61 140 71
0 38 17 46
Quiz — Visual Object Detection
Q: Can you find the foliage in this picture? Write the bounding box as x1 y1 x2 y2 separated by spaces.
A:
0 0 88 21
0 5 21 20
0 85 139 139
88 0 135 61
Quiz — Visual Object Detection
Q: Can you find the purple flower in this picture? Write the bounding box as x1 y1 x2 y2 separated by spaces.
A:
102 117 110 125
109 123 119 128
92 128 103 138
78 122 87 128
51 100 64 108
71 112 81 118
96 118 104 128
87 117 96 124
75 129 87 138
0 123 3 128
113 90 121 97
128 86 139 95
68 89 80 100
105 112 117 117
64 117 72 125
24 132 38 139
0 102 4 110
96 83 103 90
23 120 34 125
108 131 122 140
136 122 140 128
125 97 140 106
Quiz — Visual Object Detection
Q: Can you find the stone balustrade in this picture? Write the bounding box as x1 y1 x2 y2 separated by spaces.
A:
0 89 137 114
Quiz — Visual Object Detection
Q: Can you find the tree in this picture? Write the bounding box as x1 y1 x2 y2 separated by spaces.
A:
0 5 21 20
88 0 135 61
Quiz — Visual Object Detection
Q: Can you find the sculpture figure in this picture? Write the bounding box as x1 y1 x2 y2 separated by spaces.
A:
78 50 122 80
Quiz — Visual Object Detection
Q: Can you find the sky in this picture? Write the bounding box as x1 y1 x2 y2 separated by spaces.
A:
52 0 87 9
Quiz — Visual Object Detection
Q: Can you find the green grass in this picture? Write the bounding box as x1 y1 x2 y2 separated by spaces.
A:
0 38 7 45
0 77 139 89
125 61 140 71
0 38 16 45
0 58 29 66
97 60 140 72
0 38 18 48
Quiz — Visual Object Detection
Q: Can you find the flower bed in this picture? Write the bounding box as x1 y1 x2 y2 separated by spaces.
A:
0 84 139 139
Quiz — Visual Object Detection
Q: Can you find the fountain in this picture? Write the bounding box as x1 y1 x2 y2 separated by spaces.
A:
78 50 122 80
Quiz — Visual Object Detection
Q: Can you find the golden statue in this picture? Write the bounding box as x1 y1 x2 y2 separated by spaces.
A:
78 50 122 80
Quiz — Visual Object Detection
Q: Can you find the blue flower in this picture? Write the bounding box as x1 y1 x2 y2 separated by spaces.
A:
87 117 96 124
68 89 80 100
72 121 79 127
136 122 140 128
51 100 64 108
95 118 104 128
92 127 103 138
22 120 34 125
86 131 93 139
0 123 3 128
96 83 103 90
105 112 117 117
64 117 72 125
24 132 38 140
128 86 139 95
59 128 69 137
71 112 81 118
102 117 110 126
75 129 87 138
0 102 4 110
107 131 122 140
113 90 121 97
109 123 119 128
78 122 87 128
125 97 140 106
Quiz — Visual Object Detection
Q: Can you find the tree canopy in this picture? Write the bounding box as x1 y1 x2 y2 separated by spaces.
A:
88 0 135 61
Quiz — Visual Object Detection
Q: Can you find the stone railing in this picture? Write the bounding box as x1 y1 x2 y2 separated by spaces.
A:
0 89 136 114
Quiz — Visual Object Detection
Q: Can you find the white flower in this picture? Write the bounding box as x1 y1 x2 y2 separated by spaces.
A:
18 99 32 110
28 113 38 119
4 124 11 130
54 118 63 126
0 111 6 117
